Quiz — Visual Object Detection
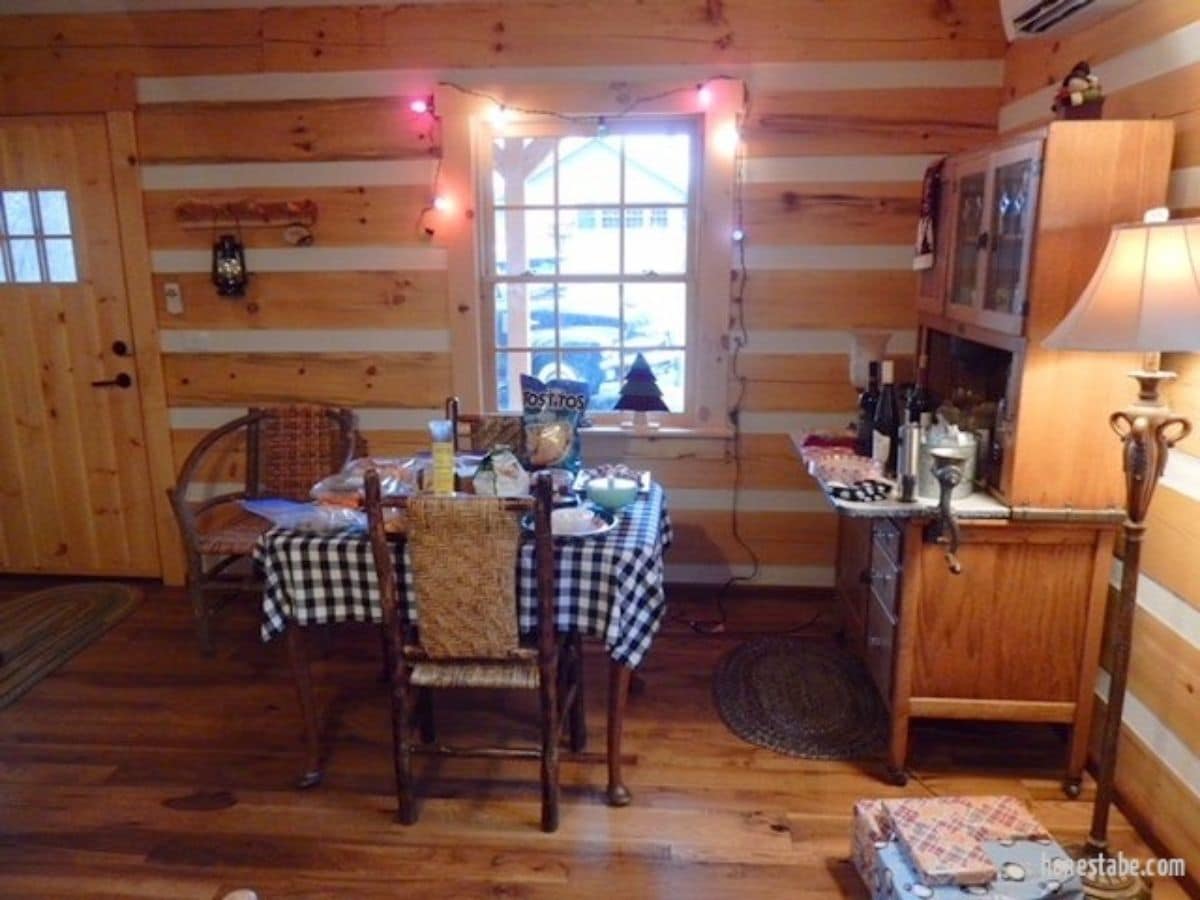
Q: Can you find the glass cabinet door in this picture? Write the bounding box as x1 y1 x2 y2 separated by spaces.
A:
982 139 1042 332
947 168 987 312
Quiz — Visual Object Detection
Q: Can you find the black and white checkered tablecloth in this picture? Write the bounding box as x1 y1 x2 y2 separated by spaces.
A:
253 485 672 668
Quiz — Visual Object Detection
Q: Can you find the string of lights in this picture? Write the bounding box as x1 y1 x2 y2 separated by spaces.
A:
407 76 816 635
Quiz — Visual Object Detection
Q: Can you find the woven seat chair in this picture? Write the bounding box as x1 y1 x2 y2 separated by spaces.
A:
445 395 526 457
364 470 583 832
169 405 362 654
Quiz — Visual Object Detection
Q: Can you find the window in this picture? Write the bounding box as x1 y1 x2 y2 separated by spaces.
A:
483 122 695 414
0 189 78 284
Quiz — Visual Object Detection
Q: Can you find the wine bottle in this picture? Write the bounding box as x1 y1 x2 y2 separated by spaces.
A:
872 360 900 477
855 361 881 457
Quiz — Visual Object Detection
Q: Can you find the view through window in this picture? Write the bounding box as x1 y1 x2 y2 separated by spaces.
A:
483 121 696 413
0 189 78 284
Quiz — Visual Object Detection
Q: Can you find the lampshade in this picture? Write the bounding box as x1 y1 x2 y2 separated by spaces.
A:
1043 214 1200 352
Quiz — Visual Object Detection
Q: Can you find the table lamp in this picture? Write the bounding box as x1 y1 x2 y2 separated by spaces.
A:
1044 208 1200 896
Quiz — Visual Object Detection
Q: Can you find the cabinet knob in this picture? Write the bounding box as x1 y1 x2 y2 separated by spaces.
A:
868 636 885 648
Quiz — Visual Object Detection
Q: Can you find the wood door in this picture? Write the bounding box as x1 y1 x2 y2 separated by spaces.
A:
0 115 160 576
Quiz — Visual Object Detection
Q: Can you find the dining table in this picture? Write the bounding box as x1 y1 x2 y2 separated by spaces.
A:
252 482 672 806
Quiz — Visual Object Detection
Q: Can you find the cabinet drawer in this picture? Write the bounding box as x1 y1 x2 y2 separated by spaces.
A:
866 593 897 707
872 519 902 569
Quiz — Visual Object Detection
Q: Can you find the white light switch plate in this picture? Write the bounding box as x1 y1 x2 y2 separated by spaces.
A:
164 281 183 316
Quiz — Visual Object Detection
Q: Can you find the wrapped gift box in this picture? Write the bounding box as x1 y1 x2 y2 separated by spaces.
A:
851 796 1082 899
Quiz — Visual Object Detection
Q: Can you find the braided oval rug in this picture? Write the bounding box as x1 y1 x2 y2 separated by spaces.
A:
712 636 887 760
0 583 140 710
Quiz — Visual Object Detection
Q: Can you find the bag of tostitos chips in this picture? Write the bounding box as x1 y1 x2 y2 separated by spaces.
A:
520 374 589 472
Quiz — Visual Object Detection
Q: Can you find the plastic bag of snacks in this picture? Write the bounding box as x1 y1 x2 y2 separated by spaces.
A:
520 374 588 472
310 457 420 507
472 447 531 497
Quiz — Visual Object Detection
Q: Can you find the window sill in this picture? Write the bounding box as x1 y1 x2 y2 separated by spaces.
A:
581 423 734 440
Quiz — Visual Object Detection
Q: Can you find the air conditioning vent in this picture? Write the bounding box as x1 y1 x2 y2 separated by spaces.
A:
1000 0 1136 41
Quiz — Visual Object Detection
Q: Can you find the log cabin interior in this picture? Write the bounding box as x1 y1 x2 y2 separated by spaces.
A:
0 0 1198 897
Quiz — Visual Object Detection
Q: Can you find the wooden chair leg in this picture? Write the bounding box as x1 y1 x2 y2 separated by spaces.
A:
392 681 417 825
416 687 436 745
189 579 213 657
540 670 560 833
568 635 587 752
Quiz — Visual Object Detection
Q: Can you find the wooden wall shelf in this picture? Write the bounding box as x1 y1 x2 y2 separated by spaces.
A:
174 199 318 230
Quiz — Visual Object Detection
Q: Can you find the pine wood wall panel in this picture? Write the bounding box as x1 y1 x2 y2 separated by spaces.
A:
143 186 429 250
1100 593 1200 759
152 272 448 331
162 353 452 407
136 101 436 164
1141 486 1200 614
747 88 1000 157
0 72 134 114
1090 696 1200 890
1005 7 1200 878
743 182 921 246
4 1 1008 586
741 271 918 331
1101 62 1200 169
1002 0 1199 101
667 510 836 566
1165 353 1200 456
258 1 1004 72
0 10 262 76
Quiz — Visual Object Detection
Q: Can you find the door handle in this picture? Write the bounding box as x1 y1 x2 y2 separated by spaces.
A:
91 373 133 389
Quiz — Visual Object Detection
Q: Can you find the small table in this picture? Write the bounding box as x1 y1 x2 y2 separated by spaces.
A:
253 484 672 806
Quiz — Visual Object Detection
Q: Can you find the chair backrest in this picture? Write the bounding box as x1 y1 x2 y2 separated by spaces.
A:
364 471 556 665
445 396 526 457
250 405 361 501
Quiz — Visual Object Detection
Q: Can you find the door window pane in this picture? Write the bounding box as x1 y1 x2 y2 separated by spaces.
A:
37 191 71 235
2 192 34 236
10 239 42 282
44 238 77 283
0 186 79 285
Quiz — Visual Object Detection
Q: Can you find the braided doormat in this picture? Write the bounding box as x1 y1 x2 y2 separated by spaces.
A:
0 583 140 709
713 636 887 759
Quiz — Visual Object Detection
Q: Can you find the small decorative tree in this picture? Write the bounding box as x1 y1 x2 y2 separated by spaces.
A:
614 353 669 430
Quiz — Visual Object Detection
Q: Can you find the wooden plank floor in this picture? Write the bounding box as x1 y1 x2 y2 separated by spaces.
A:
0 577 1190 899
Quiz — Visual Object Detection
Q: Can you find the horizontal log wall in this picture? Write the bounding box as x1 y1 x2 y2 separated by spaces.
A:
1004 2 1200 885
0 1 1005 588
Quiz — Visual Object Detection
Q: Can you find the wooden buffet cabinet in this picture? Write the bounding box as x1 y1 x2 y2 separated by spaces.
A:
830 120 1175 793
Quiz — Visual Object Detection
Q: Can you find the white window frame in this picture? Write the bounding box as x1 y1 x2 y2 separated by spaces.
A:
437 80 742 435
479 116 697 421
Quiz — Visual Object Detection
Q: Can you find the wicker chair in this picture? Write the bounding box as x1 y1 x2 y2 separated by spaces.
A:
364 470 583 832
169 405 362 655
445 396 526 457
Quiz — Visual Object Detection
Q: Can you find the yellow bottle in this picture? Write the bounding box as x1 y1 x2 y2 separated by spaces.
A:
429 418 455 494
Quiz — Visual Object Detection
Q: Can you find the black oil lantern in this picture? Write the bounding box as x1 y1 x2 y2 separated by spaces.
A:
211 233 248 297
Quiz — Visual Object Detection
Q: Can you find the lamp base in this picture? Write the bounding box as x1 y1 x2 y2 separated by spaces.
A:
1065 845 1153 899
